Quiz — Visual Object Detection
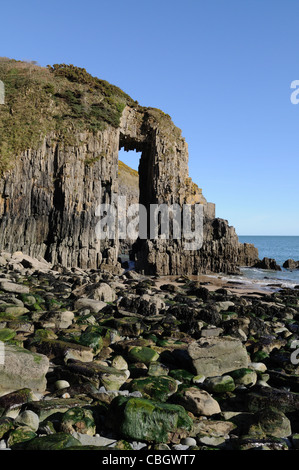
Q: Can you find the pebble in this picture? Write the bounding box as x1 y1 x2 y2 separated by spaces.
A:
55 380 70 390
172 444 190 450
181 437 197 446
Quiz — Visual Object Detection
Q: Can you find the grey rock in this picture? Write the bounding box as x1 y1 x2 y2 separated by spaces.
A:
74 298 107 313
188 336 249 377
0 281 29 294
15 410 39 432
0 344 49 393
71 432 116 447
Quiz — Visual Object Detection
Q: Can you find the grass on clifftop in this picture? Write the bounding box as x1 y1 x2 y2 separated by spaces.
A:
0 58 184 175
0 58 138 173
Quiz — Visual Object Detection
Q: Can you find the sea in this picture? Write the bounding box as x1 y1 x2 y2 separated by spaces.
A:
121 236 299 290
236 235 299 289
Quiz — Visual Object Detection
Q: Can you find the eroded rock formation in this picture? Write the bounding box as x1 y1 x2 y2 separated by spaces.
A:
0 61 259 275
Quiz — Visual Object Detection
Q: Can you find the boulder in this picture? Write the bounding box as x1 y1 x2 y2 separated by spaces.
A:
60 407 96 436
283 259 299 269
109 396 193 443
129 376 178 402
0 344 49 393
254 257 281 271
24 432 82 450
187 336 249 377
0 281 29 294
74 298 107 313
174 387 221 416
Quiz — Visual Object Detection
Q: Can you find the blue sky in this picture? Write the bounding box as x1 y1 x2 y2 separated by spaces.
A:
1 0 299 235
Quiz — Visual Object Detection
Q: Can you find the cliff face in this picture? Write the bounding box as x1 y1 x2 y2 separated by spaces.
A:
0 60 259 275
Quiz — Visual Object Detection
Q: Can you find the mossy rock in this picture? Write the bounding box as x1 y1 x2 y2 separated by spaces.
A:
0 417 14 439
32 328 58 343
8 426 36 447
110 396 193 443
169 369 194 384
60 407 96 436
252 350 269 362
129 376 178 402
4 306 30 317
229 368 257 387
204 375 235 394
110 317 143 337
0 328 16 342
79 325 120 347
128 346 159 365
77 326 104 354
25 432 82 450
147 361 169 377
255 408 292 439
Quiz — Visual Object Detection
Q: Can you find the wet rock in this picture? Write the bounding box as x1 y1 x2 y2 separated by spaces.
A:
283 259 299 270
254 257 282 271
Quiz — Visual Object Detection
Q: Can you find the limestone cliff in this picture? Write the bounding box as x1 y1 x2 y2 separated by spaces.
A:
0 59 258 275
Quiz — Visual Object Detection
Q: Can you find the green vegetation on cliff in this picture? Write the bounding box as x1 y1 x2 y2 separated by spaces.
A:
0 58 184 175
0 58 137 173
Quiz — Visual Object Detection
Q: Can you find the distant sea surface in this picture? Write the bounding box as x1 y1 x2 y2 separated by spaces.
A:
237 235 299 288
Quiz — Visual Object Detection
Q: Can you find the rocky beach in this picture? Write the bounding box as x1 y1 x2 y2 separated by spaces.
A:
0 59 298 455
0 251 299 451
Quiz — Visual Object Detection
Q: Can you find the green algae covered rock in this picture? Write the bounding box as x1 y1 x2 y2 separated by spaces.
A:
128 346 159 365
129 376 178 402
0 417 14 438
25 432 82 450
78 326 104 354
169 369 194 384
229 368 257 388
204 375 235 394
0 328 16 342
7 426 36 447
110 396 193 443
60 407 96 436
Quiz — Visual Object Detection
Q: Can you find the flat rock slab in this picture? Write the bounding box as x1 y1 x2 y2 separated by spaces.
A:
0 344 49 393
0 281 29 294
187 336 249 377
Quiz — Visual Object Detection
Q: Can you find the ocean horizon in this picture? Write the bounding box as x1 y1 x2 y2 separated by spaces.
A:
236 235 299 288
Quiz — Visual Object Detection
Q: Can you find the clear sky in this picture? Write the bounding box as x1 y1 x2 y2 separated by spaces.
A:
1 0 299 235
